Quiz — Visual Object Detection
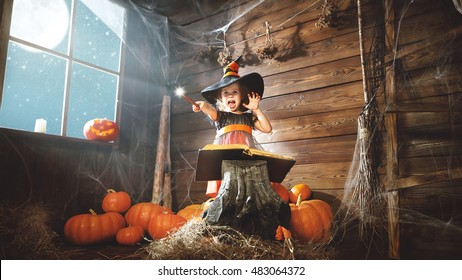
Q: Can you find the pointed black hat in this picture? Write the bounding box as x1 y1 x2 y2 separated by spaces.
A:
201 56 264 104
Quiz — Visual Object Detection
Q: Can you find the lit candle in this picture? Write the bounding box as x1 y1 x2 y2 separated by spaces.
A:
175 86 199 108
34 118 47 133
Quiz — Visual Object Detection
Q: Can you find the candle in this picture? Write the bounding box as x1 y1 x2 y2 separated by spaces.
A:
34 118 47 133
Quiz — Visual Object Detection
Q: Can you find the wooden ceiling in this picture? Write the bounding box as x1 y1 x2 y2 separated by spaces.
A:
131 0 245 26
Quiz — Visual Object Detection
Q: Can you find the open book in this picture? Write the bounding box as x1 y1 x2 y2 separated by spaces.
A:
195 144 296 183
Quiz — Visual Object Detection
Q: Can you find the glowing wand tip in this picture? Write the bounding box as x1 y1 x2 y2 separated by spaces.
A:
175 86 199 107
175 86 185 97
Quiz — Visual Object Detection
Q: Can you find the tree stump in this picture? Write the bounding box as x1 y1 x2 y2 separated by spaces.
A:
202 160 291 240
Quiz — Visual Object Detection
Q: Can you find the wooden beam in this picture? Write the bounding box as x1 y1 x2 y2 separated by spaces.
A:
384 0 400 259
152 95 171 206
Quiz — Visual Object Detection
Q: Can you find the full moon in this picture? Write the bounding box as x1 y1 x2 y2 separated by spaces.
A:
10 0 70 52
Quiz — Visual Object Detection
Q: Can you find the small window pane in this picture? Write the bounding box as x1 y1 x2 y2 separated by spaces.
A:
67 62 118 139
73 0 123 72
0 42 67 135
10 0 71 55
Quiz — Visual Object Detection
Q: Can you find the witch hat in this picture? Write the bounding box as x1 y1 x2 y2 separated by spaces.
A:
201 56 264 104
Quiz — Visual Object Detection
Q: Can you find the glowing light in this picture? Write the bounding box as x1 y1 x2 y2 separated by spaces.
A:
175 86 199 107
175 86 186 96
10 0 70 52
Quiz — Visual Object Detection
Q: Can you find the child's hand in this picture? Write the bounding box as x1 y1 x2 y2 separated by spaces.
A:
243 92 261 111
192 101 207 112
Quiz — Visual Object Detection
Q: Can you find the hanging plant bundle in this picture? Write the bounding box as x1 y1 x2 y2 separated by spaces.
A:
257 21 278 61
315 0 339 30
217 48 233 66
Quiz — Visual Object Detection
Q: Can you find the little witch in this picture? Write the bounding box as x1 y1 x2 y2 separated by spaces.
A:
192 56 273 197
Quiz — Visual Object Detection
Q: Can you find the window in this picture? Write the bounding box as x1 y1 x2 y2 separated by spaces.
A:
0 0 125 139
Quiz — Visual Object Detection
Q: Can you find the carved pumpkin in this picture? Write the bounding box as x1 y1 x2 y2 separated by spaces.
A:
147 212 187 240
124 202 173 232
289 195 333 243
64 209 125 245
83 118 119 142
102 189 131 213
116 225 144 246
271 182 290 203
289 183 312 203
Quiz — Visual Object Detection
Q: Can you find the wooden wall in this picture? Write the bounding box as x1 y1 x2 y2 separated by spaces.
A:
170 0 366 209
169 0 462 259
386 0 462 258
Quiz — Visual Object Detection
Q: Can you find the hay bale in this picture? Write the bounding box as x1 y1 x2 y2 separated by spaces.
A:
0 201 68 259
143 219 334 260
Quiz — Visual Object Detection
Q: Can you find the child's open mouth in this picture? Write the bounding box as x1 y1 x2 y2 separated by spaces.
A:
228 100 236 109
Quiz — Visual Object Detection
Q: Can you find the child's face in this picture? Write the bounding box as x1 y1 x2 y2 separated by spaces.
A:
220 83 243 112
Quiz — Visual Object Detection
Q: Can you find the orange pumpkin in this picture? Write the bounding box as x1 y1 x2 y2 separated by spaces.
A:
147 212 187 240
124 202 173 232
271 182 290 203
116 225 144 246
177 204 203 220
289 195 333 243
64 209 125 245
83 118 119 142
289 183 312 203
102 189 131 213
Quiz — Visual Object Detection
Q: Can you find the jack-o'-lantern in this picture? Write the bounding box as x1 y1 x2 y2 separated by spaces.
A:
83 119 119 142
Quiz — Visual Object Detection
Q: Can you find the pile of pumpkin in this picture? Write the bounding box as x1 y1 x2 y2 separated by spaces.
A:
64 183 333 246
64 189 188 246
177 183 334 244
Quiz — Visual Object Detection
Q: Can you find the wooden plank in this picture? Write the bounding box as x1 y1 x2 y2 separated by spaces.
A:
396 168 462 189
387 28 462 68
398 178 462 258
398 111 462 129
171 134 358 168
173 79 365 119
398 180 462 210
385 103 454 113
399 136 462 158
281 161 352 189
172 49 364 101
400 155 462 177
255 107 360 144
397 64 462 101
172 106 361 148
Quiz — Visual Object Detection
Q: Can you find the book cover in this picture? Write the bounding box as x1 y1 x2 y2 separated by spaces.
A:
195 144 296 183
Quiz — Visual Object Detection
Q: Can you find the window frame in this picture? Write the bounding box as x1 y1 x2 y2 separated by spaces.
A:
0 0 125 140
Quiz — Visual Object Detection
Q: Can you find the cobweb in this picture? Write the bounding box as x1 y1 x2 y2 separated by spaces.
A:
2 0 462 259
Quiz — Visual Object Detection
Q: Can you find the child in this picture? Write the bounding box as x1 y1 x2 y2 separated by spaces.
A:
192 56 272 197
